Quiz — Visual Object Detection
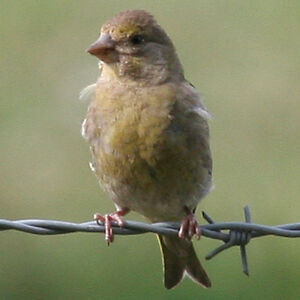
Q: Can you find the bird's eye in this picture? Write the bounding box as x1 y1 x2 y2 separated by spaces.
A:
130 34 144 45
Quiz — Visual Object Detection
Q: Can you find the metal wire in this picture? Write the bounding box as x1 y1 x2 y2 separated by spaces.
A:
1 206 300 275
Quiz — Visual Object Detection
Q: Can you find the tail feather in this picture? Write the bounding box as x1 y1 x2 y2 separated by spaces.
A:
158 235 211 289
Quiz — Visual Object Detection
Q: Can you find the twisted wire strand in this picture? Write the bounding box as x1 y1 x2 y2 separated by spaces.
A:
1 206 300 275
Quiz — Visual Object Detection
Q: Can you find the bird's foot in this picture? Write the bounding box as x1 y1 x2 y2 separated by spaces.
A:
178 210 201 240
94 208 129 245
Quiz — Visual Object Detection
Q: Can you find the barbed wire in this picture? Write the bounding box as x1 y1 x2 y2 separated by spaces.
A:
1 206 300 275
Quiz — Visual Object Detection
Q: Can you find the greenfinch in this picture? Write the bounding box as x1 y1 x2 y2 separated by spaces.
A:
82 10 212 289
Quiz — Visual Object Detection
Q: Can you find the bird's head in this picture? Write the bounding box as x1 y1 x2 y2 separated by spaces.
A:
87 10 184 84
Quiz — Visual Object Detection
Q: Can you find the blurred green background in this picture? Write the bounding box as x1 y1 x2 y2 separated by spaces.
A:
1 1 299 299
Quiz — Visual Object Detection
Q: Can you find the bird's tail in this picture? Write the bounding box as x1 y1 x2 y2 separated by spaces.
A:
157 235 211 289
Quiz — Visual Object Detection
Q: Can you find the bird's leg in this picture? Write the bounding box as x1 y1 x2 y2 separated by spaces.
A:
94 208 129 245
178 207 201 240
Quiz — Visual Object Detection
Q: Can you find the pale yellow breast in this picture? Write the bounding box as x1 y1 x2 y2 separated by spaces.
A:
84 80 212 221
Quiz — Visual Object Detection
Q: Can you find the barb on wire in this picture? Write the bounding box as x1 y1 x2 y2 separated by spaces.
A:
202 206 252 275
1 205 300 275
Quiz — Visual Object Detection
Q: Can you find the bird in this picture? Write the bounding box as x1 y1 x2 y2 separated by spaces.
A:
82 10 213 289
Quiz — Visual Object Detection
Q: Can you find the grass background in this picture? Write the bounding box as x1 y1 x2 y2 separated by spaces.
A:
1 1 299 299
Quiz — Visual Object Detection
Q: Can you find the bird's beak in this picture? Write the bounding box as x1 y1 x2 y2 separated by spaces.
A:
86 33 117 62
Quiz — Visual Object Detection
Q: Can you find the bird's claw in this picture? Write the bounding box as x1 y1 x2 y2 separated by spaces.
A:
178 212 201 240
94 209 128 245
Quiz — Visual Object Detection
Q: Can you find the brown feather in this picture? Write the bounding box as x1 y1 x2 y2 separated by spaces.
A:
158 235 211 289
84 9 213 289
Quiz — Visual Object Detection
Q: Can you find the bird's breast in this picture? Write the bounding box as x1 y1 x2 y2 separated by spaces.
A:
83 81 211 221
84 82 177 204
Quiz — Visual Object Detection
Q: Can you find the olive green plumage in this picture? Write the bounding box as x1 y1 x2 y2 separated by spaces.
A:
83 10 212 289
